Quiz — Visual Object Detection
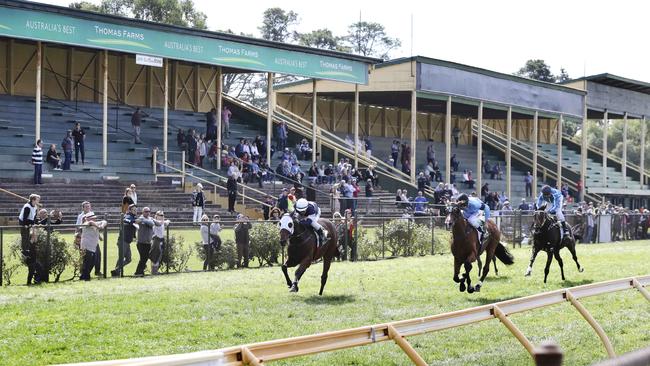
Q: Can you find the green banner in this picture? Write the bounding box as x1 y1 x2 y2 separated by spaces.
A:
0 6 368 84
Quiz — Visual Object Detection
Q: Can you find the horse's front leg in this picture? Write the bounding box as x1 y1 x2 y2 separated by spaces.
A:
453 257 465 292
525 247 541 276
553 250 565 281
543 251 553 283
290 259 311 293
493 257 499 277
464 261 474 293
318 259 331 296
477 254 483 278
567 242 584 273
281 263 292 288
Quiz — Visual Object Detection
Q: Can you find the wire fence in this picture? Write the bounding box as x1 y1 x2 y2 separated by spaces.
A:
1 211 647 286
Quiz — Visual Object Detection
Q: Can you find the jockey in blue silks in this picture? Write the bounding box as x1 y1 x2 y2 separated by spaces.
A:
456 194 490 244
536 185 570 238
295 198 328 246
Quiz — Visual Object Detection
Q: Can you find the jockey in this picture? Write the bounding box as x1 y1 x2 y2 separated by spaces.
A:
294 198 328 246
456 193 490 243
537 185 570 238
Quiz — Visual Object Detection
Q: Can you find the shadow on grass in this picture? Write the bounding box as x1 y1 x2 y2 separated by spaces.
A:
300 294 356 305
561 279 594 287
465 296 519 305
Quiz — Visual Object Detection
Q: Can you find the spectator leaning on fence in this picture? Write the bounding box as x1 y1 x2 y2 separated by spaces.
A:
31 139 43 185
200 215 212 271
18 194 42 285
234 214 252 268
134 207 157 276
111 203 137 277
76 201 102 277
79 213 106 281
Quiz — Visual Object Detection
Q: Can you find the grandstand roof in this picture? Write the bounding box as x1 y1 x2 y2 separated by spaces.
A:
0 0 379 83
565 73 650 96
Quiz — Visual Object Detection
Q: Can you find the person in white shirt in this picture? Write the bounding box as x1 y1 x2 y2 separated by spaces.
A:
200 215 212 271
75 201 102 277
129 184 138 205
79 213 107 281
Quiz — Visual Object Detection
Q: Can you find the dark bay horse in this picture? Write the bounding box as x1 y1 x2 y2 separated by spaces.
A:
527 208 583 283
449 205 514 293
279 214 338 295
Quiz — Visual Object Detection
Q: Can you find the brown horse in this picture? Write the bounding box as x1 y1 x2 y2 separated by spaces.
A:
448 205 514 293
279 214 338 295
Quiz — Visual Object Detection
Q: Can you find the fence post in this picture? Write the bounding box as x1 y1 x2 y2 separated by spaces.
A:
0 227 3 286
430 215 435 255
382 218 385 259
533 341 563 366
153 148 157 177
343 215 348 261
44 220 51 283
103 219 108 279
407 216 412 256
181 151 186 187
353 215 358 262
166 223 170 274
118 213 124 278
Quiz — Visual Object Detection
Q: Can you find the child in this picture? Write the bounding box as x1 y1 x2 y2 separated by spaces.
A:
200 215 211 271
150 211 170 275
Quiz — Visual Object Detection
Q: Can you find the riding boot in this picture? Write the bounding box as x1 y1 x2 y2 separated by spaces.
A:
561 221 571 240
316 228 326 247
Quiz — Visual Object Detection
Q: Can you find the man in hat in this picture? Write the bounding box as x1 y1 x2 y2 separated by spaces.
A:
18 194 43 285
134 206 156 276
75 201 102 277
234 214 252 268
111 204 138 277
518 198 530 211
79 213 107 281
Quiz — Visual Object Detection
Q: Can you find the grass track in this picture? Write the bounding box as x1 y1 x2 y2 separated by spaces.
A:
0 241 648 365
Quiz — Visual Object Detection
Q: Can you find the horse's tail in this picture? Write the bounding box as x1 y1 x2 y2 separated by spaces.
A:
495 242 514 265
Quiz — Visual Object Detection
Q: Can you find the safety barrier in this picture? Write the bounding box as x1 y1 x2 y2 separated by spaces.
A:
62 275 650 366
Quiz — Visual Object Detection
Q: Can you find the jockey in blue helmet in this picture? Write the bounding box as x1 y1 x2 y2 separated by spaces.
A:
456 193 490 244
295 198 328 246
537 185 570 238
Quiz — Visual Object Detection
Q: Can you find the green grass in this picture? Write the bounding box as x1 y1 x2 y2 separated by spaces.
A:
0 241 649 365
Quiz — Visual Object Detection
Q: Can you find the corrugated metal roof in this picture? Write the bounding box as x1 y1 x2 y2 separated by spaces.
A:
565 73 650 95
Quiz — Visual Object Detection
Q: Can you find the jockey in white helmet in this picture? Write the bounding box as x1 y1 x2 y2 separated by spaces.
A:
295 198 328 246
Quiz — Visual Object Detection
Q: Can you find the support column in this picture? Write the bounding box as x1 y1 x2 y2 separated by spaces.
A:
476 102 483 194
603 111 608 187
557 115 563 188
580 101 588 202
35 41 42 142
215 67 223 169
641 116 646 187
410 90 417 183
311 79 317 163
445 96 452 184
354 83 359 168
102 50 108 166
532 111 539 198
163 59 169 163
622 112 628 188
506 107 512 200
266 73 274 164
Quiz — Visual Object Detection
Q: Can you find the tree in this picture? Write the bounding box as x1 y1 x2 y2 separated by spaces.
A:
259 8 298 42
515 59 571 83
69 0 207 29
295 29 348 52
344 21 401 60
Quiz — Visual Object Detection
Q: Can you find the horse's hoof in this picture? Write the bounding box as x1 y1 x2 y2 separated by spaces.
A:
474 284 481 292
579 268 584 273
453 277 461 283
467 286 475 294
459 282 466 292
289 283 299 292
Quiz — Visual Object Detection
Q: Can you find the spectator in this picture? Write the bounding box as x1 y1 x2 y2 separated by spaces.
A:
308 162 319 183
61 130 73 171
417 172 428 192
198 134 207 167
391 140 400 168
277 188 289 213
583 204 595 244
450 154 460 172
351 178 361 215
72 122 86 165
111 203 137 277
276 121 288 153
299 138 313 160
426 144 436 164
364 137 372 157
187 129 198 163
207 140 219 169
483 159 491 174
227 174 238 213
75 201 102 277
131 107 145 144
210 214 222 252
463 169 475 189
206 108 217 141
306 181 316 202
150 210 169 275
192 183 205 223
221 106 232 138
227 160 241 179
79 213 107 281
317 164 326 184
395 189 403 206
177 128 186 149
452 126 461 147
518 198 530 211
524 171 533 197
18 194 42 285
263 196 274 220
365 178 374 214
134 207 156 276
413 191 428 216
129 184 138 206
200 215 212 271
481 183 489 201
234 214 252 268
491 163 502 180
501 200 513 211
121 188 135 214
46 144 62 171
400 143 411 174
31 139 43 185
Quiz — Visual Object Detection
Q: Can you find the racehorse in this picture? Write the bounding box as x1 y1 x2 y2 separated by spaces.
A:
527 207 584 283
448 204 514 293
279 213 338 295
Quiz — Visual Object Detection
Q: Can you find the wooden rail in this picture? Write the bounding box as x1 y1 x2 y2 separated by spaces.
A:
61 275 650 366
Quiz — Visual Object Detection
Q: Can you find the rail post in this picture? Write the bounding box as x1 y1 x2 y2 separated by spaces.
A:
566 290 615 357
343 215 348 261
44 219 51 283
165 223 170 274
103 218 108 279
152 147 157 178
0 227 3 286
181 151 186 187
387 324 428 366
431 215 435 255
353 214 358 262
118 213 124 278
493 305 535 356
533 341 563 366
382 218 385 259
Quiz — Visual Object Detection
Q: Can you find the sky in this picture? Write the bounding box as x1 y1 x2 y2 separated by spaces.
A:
35 0 650 82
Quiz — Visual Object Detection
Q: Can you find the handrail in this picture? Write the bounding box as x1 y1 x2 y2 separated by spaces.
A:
61 275 650 366
471 122 601 202
562 132 647 180
157 160 272 208
184 161 273 203
0 187 28 202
